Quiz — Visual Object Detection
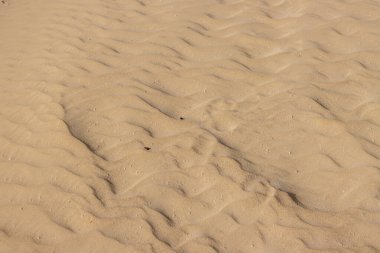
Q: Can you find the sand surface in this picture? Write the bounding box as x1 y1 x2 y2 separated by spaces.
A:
1 0 380 252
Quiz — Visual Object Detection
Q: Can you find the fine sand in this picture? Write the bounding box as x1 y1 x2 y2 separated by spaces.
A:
1 0 380 252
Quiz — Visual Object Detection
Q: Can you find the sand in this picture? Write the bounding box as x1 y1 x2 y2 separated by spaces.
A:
0 0 380 252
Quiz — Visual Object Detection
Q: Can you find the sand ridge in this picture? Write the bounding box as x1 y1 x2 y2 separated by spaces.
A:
0 0 380 252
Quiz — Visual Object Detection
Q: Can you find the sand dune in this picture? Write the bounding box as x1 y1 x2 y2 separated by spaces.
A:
1 0 380 252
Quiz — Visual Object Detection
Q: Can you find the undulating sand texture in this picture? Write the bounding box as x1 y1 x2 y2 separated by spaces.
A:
1 0 380 252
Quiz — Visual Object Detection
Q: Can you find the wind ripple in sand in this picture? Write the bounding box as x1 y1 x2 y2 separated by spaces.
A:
0 0 380 252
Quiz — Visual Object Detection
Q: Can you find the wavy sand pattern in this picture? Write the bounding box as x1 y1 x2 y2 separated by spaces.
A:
1 0 380 252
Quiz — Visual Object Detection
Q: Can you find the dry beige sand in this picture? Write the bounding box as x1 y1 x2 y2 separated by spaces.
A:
1 0 380 252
